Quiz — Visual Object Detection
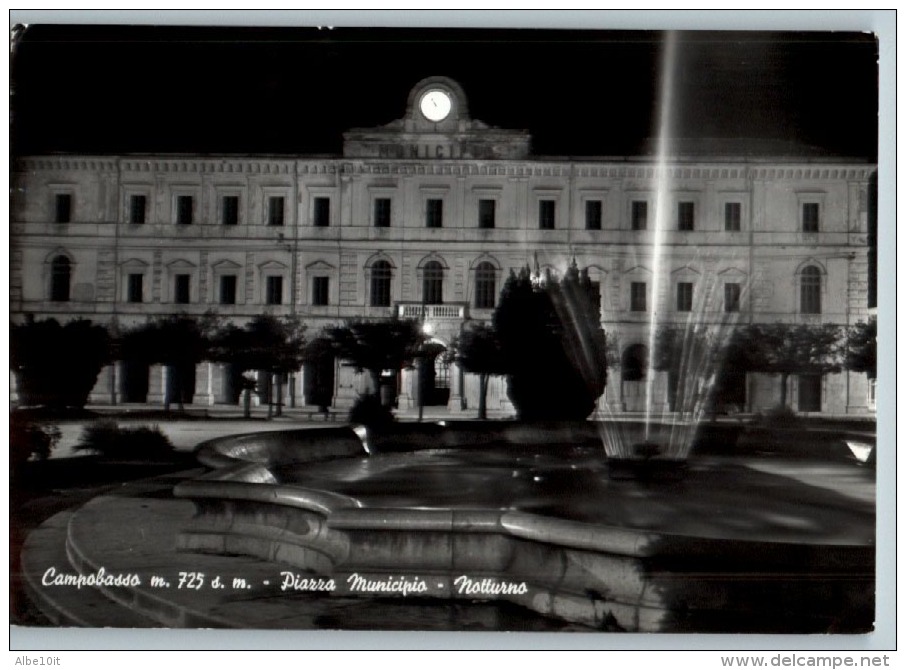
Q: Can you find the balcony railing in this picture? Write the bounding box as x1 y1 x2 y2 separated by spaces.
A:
396 303 467 320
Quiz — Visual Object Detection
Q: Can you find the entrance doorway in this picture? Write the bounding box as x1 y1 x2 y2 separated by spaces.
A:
119 360 149 403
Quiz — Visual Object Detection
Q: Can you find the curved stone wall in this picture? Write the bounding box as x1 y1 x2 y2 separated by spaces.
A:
174 422 874 632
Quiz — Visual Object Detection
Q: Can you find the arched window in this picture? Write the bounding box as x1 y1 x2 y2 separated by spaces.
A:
474 262 496 309
800 265 821 314
50 256 71 302
370 260 393 307
423 261 444 305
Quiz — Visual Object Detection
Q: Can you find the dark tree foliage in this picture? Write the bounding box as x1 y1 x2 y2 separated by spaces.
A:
11 316 111 409
208 315 306 375
845 318 876 380
493 261 607 421
208 315 306 416
119 314 216 410
326 319 425 404
455 322 506 420
742 322 844 408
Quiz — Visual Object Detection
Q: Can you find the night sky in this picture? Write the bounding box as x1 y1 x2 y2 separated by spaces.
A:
10 25 879 160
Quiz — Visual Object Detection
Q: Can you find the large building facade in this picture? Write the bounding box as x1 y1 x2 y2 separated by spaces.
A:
10 77 876 415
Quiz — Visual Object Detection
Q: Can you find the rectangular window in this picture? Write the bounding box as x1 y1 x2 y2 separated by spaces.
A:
374 198 391 228
55 194 72 223
585 200 602 231
176 195 194 225
724 202 741 232
129 195 147 224
222 196 239 226
631 200 648 231
426 199 443 228
539 200 556 230
174 274 191 304
802 203 820 232
678 201 695 231
268 196 285 227
219 275 237 305
724 283 741 313
676 282 693 312
265 276 283 305
313 197 330 228
312 276 330 306
630 282 647 312
478 199 496 229
127 274 143 303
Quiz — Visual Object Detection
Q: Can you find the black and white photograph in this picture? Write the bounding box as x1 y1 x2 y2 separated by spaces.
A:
9 13 887 649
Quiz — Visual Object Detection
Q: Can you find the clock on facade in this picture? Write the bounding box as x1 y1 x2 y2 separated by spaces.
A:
419 90 452 122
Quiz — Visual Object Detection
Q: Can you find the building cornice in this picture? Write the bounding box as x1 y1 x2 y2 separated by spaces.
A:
14 155 876 182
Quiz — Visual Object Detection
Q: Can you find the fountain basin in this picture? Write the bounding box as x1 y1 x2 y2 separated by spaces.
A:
174 422 874 632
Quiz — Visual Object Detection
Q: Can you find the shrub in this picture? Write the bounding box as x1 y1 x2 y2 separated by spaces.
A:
75 420 173 460
348 395 395 432
10 419 61 472
760 404 802 428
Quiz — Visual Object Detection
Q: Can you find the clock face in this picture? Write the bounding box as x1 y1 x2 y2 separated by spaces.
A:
419 90 452 122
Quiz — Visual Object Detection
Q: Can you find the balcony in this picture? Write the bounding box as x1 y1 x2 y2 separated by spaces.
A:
396 302 467 320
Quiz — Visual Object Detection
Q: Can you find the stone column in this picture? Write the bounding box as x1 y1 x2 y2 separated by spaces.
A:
397 367 416 409
333 361 359 409
147 364 165 405
447 361 465 412
193 362 215 406
88 364 117 406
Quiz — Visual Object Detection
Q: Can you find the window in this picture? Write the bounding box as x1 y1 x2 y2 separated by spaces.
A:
222 196 239 226
585 200 602 231
678 201 695 231
219 275 237 305
802 203 820 233
50 256 71 302
798 374 822 412
370 261 392 307
474 262 496 309
426 199 443 228
800 266 821 314
268 196 285 227
724 283 741 313
129 195 147 224
55 194 72 223
631 201 648 230
312 276 329 306
176 196 193 225
478 199 495 229
423 261 444 305
265 276 283 305
676 282 693 312
374 198 391 228
630 282 647 312
174 274 191 304
127 274 143 303
725 202 741 232
539 200 556 230
313 197 330 227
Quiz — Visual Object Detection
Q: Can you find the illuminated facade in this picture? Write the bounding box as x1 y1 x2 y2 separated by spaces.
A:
10 77 876 415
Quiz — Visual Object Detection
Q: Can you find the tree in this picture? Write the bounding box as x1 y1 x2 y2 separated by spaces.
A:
455 322 506 420
744 322 844 408
845 318 876 380
493 261 608 421
120 314 214 411
326 319 425 405
208 315 306 417
651 324 714 414
11 316 111 409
